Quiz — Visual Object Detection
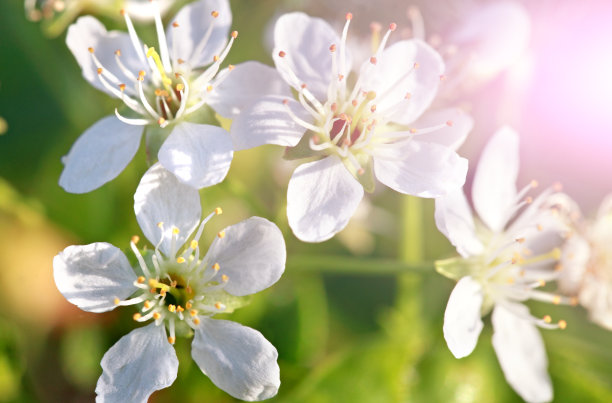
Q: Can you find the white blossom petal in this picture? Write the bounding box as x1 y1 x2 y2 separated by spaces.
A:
412 108 473 150
208 61 292 119
125 0 173 21
558 235 590 295
192 318 280 401
492 303 553 403
134 163 201 255
273 12 345 99
435 190 484 257
373 139 467 198
360 39 444 125
166 0 232 69
96 324 178 403
287 156 363 243
472 126 520 232
230 95 310 151
443 276 484 358
205 217 285 296
59 116 143 194
53 243 137 313
158 122 233 189
66 16 145 97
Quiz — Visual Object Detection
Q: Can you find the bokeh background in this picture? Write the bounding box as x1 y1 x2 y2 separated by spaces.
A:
1 0 611 401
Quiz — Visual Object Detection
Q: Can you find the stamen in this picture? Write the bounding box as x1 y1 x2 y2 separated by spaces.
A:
121 9 147 63
150 0 172 72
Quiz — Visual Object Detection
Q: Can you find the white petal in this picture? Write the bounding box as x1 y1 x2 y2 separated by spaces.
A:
273 12 344 99
166 0 232 69
558 235 590 295
360 39 444 124
96 324 178 403
230 95 310 151
287 156 363 243
125 0 173 21
373 139 468 198
158 122 233 189
435 189 484 257
205 217 286 296
443 276 484 358
451 1 530 80
59 116 143 194
492 304 553 403
66 16 145 97
208 61 292 119
53 243 137 313
472 126 520 232
134 163 201 255
412 108 474 150
192 318 280 401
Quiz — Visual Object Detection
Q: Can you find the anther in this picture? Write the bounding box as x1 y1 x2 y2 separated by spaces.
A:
446 120 453 127
177 306 184 313
217 231 225 238
154 89 163 96
177 58 185 64
193 317 201 325
190 309 198 316
160 289 167 297
370 56 377 65
172 22 179 28
409 128 417 134
115 49 121 56
133 313 142 320
331 103 338 112
558 320 567 329
172 227 180 235
149 278 157 287
413 62 420 69
138 70 146 77
119 84 126 92
190 240 198 249
213 55 220 62
221 274 229 282
211 10 219 18
278 51 286 58
352 99 358 107
300 83 307 89
114 298 120 305
228 64 235 71
405 93 412 99
552 295 562 305
570 297 579 306
554 263 563 271
206 85 213 92
338 74 345 81
231 31 238 38
370 105 377 112
119 9 125 16
168 305 176 312
439 75 446 81
389 22 397 31
137 276 146 284
97 68 103 75
358 168 365 175
525 196 533 204
88 47 94 53
144 300 152 309
186 302 193 309
168 337 175 344
212 263 220 271
516 237 525 243
538 279 546 287
530 180 539 188
215 302 224 310
176 83 185 91
131 235 140 244
158 117 166 126
329 44 337 52
346 12 353 20
537 224 543 231
152 312 161 320
543 315 552 323
215 207 223 215
177 257 186 264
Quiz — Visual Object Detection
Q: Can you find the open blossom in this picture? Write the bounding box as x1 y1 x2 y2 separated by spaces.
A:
434 127 574 403
53 163 286 401
60 0 241 193
224 12 471 242
551 194 612 330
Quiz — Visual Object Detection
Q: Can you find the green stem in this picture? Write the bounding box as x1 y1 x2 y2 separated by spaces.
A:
286 254 432 275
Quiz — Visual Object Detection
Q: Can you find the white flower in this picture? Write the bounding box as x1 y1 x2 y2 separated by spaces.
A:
53 163 286 401
553 194 612 330
224 12 471 242
434 127 573 403
60 0 240 193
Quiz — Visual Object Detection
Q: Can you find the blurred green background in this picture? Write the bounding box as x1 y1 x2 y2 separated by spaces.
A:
1 0 612 402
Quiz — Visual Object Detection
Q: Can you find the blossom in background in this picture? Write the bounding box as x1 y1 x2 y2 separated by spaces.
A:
60 0 243 193
223 12 471 242
53 163 286 401
552 193 612 330
434 127 574 403
24 0 174 37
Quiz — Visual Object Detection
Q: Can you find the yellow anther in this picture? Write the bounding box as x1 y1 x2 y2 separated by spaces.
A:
190 309 198 317
405 92 412 99
176 83 185 91
538 279 546 287
168 304 176 312
558 320 567 329
157 221 164 228
177 306 184 313
570 297 579 306
114 298 120 305
120 9 125 16
206 85 213 92
525 196 533 204
144 300 152 309
543 315 552 323
516 237 525 243
409 128 417 134
172 227 180 235
211 10 219 17
221 274 229 282
554 263 563 272
88 47 94 53
228 64 235 71
217 231 225 239
215 302 223 310
176 257 186 264
131 235 140 244
137 276 146 284
158 117 166 126
97 68 103 75
133 313 142 321
168 336 175 344
537 224 543 231
278 51 286 58
114 49 121 56
190 240 199 249
119 84 126 92
153 312 161 320
172 21 179 27
213 55 220 62
193 317 201 325
154 89 163 96
186 302 193 309
178 58 185 64
552 295 561 305
160 289 167 297
231 31 238 38
138 70 146 77
215 207 223 215
530 180 539 188
148 278 157 287
413 62 420 69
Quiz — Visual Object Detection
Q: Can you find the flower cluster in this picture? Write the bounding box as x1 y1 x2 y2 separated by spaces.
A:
47 1 607 402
